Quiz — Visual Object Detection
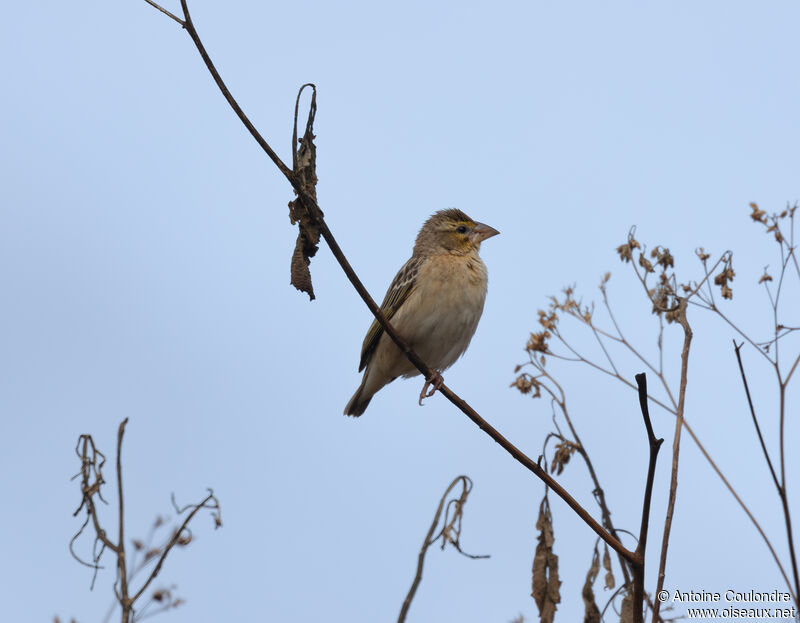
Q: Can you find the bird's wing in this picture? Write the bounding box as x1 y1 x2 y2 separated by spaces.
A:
358 256 422 371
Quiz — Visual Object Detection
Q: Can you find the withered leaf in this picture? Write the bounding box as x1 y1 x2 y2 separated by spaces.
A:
602 543 615 590
288 84 322 301
619 591 634 623
531 498 560 623
551 441 577 476
582 546 601 623
288 199 319 301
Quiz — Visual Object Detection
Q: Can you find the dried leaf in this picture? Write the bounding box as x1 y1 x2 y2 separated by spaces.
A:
582 546 601 623
551 442 577 476
527 331 550 353
619 591 634 623
602 544 615 590
511 374 539 396
749 202 767 223
288 84 322 301
531 498 560 623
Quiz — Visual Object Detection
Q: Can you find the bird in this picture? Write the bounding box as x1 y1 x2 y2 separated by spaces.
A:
344 209 499 416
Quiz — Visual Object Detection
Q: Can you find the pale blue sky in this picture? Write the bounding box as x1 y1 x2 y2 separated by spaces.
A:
1 1 799 621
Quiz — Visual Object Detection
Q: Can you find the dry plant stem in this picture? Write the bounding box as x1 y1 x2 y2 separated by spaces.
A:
117 419 133 623
131 492 217 604
397 477 468 623
734 341 780 489
633 374 664 623
538 373 633 587
555 293 797 603
692 225 800 604
176 0 294 181
142 0 637 564
73 417 222 622
650 299 690 623
735 343 800 603
780 388 800 603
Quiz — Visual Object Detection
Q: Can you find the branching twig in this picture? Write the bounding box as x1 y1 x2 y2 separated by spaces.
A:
397 476 487 623
632 374 664 623
517 223 799 607
71 419 221 622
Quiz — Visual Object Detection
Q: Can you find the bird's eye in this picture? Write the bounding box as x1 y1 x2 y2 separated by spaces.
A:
457 225 467 234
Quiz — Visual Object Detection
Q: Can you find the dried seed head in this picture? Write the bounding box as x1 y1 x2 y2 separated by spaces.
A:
750 202 767 223
538 309 557 331
616 243 633 263
652 246 674 269
527 331 550 353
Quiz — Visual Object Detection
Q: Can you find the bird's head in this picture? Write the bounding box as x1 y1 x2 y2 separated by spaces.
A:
413 209 499 256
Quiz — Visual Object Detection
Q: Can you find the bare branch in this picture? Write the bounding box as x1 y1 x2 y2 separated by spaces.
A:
397 476 486 623
71 420 222 621
141 0 636 564
650 300 690 623
733 341 780 490
142 0 184 25
132 491 221 604
631 374 664 623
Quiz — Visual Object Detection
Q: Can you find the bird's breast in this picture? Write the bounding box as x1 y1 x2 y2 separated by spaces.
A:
394 253 488 372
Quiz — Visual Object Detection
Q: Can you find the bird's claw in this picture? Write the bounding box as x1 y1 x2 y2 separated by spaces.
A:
418 371 444 406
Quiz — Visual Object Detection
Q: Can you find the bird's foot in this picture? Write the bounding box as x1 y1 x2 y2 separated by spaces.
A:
418 371 444 406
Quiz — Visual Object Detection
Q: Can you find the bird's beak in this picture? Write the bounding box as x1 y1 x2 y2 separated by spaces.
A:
473 222 500 242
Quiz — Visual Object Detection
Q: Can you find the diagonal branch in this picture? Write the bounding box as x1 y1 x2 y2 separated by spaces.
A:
142 0 183 24
397 476 486 623
174 0 294 180
734 341 780 491
142 0 636 565
131 490 221 604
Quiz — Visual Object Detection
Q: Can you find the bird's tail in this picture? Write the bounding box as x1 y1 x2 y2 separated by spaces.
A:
344 378 373 417
345 367 394 417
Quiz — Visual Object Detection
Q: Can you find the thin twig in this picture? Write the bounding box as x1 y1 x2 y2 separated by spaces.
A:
397 476 485 623
546 282 797 603
733 341 780 490
132 491 220 603
536 367 633 587
175 0 294 180
632 373 664 623
651 299 691 623
142 0 184 25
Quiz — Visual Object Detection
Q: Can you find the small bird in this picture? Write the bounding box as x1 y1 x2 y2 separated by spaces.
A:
344 209 499 416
